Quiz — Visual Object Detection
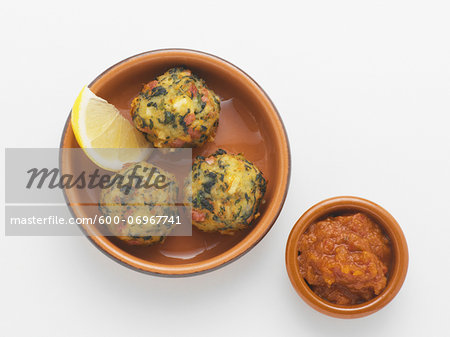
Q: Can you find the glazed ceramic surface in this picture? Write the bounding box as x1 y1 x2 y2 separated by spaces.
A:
60 49 291 276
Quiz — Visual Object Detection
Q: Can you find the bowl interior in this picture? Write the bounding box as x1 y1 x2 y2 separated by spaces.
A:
61 50 290 274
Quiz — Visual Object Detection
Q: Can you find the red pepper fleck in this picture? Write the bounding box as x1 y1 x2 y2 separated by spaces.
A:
140 126 152 133
170 138 185 147
189 83 198 97
192 209 206 222
188 127 201 139
184 112 196 126
201 88 209 102
144 80 158 91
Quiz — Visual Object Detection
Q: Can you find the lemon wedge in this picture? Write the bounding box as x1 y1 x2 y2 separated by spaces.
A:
71 86 151 171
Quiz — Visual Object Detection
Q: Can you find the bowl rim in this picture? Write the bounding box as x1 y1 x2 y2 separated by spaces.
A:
285 196 408 318
60 48 291 277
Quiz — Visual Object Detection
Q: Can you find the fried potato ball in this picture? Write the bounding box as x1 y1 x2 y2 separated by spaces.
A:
185 149 266 235
99 162 179 245
130 67 221 148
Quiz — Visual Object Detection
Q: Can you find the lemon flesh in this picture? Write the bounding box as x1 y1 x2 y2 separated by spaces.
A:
71 86 151 171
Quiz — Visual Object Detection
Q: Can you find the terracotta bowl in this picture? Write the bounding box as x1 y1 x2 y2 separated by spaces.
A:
60 49 291 276
285 196 408 318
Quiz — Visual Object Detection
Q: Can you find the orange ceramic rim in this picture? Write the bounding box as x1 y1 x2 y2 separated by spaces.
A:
285 196 408 318
60 49 291 277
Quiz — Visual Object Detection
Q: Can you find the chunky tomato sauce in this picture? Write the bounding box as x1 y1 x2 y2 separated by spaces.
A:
298 213 391 305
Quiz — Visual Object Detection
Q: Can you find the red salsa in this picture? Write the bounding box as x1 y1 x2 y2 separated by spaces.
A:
298 212 392 305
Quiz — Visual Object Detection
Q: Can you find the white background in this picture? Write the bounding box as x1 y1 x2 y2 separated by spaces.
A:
1 1 449 336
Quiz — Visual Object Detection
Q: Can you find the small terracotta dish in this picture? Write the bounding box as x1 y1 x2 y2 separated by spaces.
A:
60 49 290 276
285 196 408 318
